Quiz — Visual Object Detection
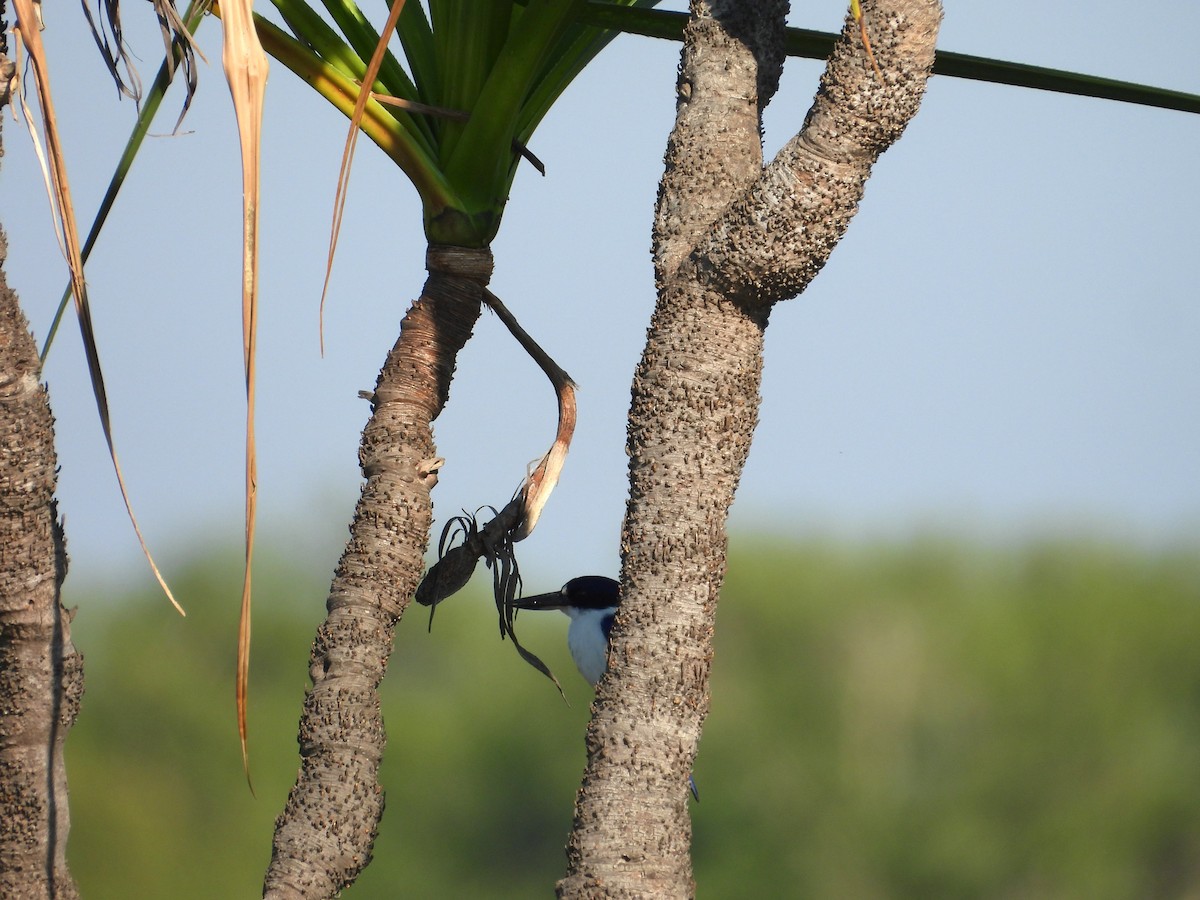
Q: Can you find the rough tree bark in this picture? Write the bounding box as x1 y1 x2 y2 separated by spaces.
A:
559 2 941 897
0 114 85 897
264 245 490 898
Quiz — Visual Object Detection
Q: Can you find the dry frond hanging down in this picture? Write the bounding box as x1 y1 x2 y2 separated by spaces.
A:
319 0 408 354
80 0 143 102
81 0 206 125
11 0 183 616
151 0 209 131
414 290 576 692
218 0 269 788
416 503 564 697
481 289 576 542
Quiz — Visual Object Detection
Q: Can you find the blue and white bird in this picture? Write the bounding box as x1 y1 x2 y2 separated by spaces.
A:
516 576 699 801
516 576 620 687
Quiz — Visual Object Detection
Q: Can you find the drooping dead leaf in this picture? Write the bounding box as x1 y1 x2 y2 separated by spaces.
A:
12 0 183 616
318 0 407 354
414 290 576 691
79 0 143 103
217 0 269 789
481 289 576 543
79 0 207 127
40 0 210 363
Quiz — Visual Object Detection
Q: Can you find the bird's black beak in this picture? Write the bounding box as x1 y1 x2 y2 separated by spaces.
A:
513 590 566 612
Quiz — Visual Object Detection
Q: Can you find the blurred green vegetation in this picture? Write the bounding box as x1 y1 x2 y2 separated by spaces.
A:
62 536 1200 898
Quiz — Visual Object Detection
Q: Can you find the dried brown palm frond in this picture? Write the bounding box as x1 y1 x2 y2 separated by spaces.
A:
416 501 565 698
412 288 576 692
80 0 142 102
81 0 206 126
11 0 181 615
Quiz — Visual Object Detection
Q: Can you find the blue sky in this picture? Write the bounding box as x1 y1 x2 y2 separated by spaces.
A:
4 2 1198 601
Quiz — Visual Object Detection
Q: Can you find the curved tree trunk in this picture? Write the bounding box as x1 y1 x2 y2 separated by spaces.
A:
265 245 491 899
0 222 83 897
559 2 940 896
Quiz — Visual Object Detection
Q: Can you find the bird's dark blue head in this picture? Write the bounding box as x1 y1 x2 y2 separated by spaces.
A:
515 575 619 613
561 576 619 610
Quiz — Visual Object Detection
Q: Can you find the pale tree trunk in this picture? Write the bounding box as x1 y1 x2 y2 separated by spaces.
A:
0 117 84 896
264 245 490 899
559 2 941 897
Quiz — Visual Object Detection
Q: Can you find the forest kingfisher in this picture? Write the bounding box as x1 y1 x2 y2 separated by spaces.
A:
515 575 700 801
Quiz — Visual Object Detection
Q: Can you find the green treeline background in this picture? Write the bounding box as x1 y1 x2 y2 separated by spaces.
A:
65 536 1200 898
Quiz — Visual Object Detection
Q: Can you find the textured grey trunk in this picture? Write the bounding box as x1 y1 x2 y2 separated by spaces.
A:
559 2 941 897
264 245 490 898
0 224 83 896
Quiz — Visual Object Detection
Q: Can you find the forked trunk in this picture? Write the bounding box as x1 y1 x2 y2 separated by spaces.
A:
265 245 491 899
0 224 83 899
560 2 940 896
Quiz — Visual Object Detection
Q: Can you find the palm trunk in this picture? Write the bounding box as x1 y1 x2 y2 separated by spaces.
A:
265 245 491 899
0 224 83 899
560 2 940 896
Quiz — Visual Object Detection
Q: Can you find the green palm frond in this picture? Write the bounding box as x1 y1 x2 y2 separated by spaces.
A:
515 0 660 142
86 1 1199 261
577 4 1200 116
931 49 1200 115
259 0 1197 247
263 0 658 244
253 12 458 213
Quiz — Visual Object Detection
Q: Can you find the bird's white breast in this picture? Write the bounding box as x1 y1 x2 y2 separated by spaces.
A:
565 606 617 686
